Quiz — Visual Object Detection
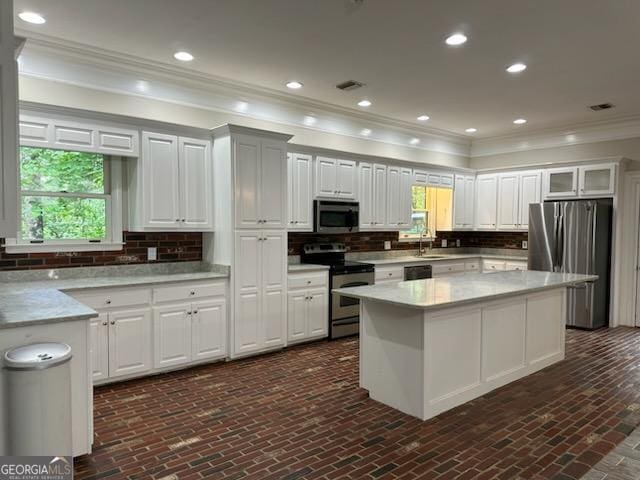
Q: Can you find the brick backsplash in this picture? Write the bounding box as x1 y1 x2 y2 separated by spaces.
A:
288 230 528 255
0 231 203 271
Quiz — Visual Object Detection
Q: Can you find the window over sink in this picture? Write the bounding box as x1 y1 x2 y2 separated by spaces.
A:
5 146 124 252
399 185 453 240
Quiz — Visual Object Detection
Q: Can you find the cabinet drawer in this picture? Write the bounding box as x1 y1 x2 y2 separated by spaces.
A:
464 261 481 272
69 288 151 310
505 261 527 271
288 272 328 289
375 266 404 282
154 281 226 303
483 260 506 272
432 262 466 276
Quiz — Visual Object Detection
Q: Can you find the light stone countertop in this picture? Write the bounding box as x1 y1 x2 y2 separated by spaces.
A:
287 264 331 273
0 263 230 329
359 253 528 266
333 270 597 311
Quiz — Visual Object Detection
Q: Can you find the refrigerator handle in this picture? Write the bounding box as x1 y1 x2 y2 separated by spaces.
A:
590 205 597 275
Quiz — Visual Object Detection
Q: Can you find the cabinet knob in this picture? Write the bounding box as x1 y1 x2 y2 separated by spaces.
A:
309 296 313 300
307 280 311 284
110 320 115 325
388 272 393 276
105 299 111 305
187 311 192 315
193 310 198 314
175 219 180 222
102 321 107 326
294 221 298 224
181 218 186 222
190 290 195 295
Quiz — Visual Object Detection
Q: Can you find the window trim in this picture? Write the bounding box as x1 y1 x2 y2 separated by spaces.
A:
5 151 124 254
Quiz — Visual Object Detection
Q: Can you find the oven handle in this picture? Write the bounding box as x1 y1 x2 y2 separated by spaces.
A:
338 281 369 288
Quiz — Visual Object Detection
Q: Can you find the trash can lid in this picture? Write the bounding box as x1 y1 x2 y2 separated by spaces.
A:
4 342 72 370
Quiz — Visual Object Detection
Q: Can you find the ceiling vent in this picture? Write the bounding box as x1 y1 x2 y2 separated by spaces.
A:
589 103 614 111
335 80 365 91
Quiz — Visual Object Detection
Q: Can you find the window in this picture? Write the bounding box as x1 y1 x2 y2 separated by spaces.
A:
6 146 123 252
400 185 453 240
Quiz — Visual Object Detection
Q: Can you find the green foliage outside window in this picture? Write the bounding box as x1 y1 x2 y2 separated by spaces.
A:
20 147 108 240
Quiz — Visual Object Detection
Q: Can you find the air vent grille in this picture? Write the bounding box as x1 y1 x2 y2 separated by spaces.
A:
589 103 614 111
335 80 365 91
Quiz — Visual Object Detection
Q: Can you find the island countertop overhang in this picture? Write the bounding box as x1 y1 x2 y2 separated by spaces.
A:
333 271 598 311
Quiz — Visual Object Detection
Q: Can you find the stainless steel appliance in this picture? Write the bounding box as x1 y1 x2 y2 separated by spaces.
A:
528 199 612 329
301 243 374 339
314 200 359 233
404 264 432 280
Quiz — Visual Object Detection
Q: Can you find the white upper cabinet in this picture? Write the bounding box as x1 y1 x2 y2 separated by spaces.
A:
359 162 388 229
544 163 616 199
141 132 181 228
287 153 313 231
0 2 19 238
497 170 542 230
497 173 520 230
179 137 213 229
386 166 412 228
454 174 475 229
373 164 389 227
315 156 357 199
475 174 498 229
579 164 616 197
234 134 286 229
129 132 213 231
415 170 454 188
19 115 139 157
545 166 578 198
518 170 542 230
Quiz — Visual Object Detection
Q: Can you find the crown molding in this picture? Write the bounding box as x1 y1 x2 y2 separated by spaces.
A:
16 31 470 158
471 115 640 158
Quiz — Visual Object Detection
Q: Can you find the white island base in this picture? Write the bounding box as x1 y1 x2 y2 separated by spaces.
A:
359 288 566 421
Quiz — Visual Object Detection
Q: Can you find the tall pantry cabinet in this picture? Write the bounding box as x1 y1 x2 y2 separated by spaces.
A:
210 125 293 358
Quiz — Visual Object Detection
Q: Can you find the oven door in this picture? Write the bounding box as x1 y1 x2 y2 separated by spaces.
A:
331 271 374 320
315 202 359 233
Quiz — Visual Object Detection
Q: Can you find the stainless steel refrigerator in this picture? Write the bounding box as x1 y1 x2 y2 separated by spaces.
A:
528 199 612 329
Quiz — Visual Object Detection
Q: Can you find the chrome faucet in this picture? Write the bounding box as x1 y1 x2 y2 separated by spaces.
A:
417 227 432 257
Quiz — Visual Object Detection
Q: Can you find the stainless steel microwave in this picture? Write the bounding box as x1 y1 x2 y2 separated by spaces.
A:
314 200 359 233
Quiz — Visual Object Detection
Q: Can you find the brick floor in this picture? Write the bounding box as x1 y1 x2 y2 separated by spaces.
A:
75 327 640 480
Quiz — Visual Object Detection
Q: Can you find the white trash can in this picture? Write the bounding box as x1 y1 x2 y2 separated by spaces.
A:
4 342 73 456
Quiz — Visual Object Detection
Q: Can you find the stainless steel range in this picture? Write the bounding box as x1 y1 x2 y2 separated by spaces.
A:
301 243 374 339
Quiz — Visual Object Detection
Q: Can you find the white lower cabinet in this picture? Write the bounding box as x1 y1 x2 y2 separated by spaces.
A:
108 307 153 378
70 280 228 384
153 303 192 369
234 230 287 356
287 272 329 343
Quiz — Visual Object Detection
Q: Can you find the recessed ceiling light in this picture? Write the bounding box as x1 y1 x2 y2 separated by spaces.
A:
410 138 420 145
445 33 467 46
361 128 372 136
357 100 372 107
506 63 527 74
18 11 46 24
465 128 477 133
513 118 527 124
417 115 430 121
303 115 316 126
286 81 303 89
173 51 194 62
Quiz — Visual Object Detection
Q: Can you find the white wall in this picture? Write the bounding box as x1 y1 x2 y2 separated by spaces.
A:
470 137 640 170
18 76 470 169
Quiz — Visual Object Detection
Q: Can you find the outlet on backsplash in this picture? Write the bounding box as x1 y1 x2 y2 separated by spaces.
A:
384 241 391 250
441 239 447 248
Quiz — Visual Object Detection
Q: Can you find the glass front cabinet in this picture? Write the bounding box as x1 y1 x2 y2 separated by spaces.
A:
544 163 616 199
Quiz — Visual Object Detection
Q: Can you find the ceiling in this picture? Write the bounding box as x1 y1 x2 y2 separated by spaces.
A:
12 0 640 138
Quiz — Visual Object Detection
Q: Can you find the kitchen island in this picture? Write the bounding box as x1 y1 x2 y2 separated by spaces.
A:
333 270 597 421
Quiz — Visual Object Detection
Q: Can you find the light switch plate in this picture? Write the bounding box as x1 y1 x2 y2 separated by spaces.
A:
441 239 448 248
384 241 391 250
522 240 528 249
147 247 157 261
